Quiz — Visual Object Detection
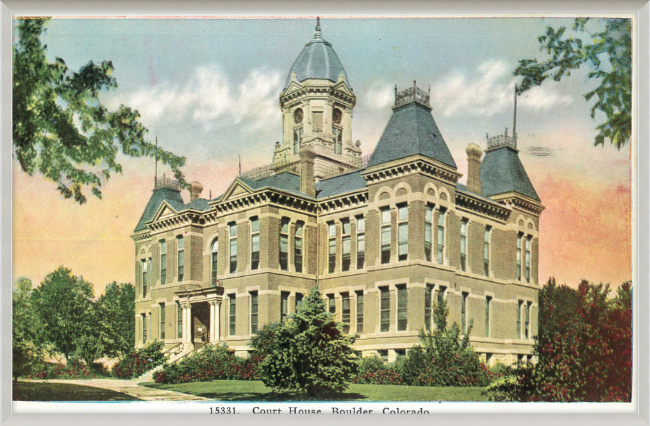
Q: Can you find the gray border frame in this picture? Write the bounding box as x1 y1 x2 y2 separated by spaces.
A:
1 1 647 425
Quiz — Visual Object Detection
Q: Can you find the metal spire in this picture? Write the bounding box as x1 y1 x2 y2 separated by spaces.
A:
314 17 322 39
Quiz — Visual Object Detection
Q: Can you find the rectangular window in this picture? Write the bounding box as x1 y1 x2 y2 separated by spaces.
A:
437 208 446 264
381 208 391 264
250 291 258 334
380 287 390 332
251 217 260 270
229 223 237 274
281 291 289 324
460 219 468 272
516 233 523 281
147 258 151 293
279 218 289 271
341 293 350 334
517 300 522 339
328 294 336 314
295 222 304 273
160 240 167 285
293 127 303 154
461 292 469 334
159 304 165 340
334 128 342 154
356 216 365 269
328 222 336 273
177 303 182 339
525 302 531 339
356 291 364 333
379 349 388 362
141 259 148 298
312 111 323 132
295 293 304 312
341 219 351 272
397 284 408 331
525 237 531 283
483 226 491 277
142 314 147 344
485 296 491 338
437 285 447 306
211 238 219 286
177 236 184 282
425 205 433 261
228 294 237 336
424 284 433 331
398 204 408 262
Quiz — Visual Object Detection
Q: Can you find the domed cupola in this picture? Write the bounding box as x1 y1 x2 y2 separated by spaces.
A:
275 18 360 180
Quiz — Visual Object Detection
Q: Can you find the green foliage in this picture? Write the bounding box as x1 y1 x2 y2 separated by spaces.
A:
154 344 262 384
30 266 96 361
73 335 104 367
515 18 631 149
404 299 490 387
26 358 98 380
112 341 167 379
96 282 135 358
13 277 47 379
249 322 282 358
485 278 633 402
259 285 359 397
12 18 186 204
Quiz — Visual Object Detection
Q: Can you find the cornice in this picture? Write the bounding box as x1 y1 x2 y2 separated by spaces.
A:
490 192 545 216
361 157 462 186
280 85 356 108
455 191 511 222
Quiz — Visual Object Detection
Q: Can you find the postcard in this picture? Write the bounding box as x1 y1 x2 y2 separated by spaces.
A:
9 11 638 417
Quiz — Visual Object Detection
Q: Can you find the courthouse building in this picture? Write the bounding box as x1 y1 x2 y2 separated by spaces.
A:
131 20 544 365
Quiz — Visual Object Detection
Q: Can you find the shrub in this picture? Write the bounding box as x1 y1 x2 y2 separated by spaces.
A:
113 341 167 379
258 286 358 397
353 368 403 385
357 356 386 376
485 279 633 402
25 358 96 380
153 344 262 384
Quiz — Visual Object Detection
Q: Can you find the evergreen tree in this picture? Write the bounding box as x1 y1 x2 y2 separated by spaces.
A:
258 286 358 397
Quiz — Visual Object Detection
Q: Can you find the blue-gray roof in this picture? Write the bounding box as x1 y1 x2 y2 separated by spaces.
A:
238 173 308 198
315 170 367 199
481 146 540 202
285 36 350 89
366 102 457 169
133 188 184 233
455 182 509 208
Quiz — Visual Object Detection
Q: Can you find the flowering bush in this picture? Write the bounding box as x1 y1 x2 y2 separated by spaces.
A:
353 368 403 385
485 279 632 402
25 358 96 379
153 344 262 384
113 341 167 379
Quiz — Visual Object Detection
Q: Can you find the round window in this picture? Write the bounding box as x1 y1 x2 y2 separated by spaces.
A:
333 108 342 125
293 108 304 124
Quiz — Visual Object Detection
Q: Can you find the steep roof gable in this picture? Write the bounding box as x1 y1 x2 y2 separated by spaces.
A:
366 102 457 169
480 146 540 202
133 188 185 233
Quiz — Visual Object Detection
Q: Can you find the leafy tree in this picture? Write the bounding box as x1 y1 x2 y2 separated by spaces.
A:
74 335 104 368
13 18 186 204
398 298 489 387
96 282 135 358
257 286 358 397
12 277 45 380
30 266 95 361
486 279 632 402
515 18 631 149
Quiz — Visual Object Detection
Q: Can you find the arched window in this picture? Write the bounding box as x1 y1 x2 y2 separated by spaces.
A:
211 238 218 286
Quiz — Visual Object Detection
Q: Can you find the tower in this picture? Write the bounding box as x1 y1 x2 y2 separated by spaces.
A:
275 18 362 180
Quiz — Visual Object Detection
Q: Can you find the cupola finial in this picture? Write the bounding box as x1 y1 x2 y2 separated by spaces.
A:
315 17 322 39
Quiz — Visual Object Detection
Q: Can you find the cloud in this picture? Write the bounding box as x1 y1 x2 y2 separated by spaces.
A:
364 84 394 109
106 65 283 131
431 60 573 117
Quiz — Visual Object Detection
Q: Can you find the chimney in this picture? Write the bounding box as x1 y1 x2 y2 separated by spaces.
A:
299 145 316 197
466 144 483 195
189 181 203 202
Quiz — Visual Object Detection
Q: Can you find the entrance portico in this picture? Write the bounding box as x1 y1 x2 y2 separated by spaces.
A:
176 284 224 351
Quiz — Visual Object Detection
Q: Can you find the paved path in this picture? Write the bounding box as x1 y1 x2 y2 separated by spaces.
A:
31 378 210 401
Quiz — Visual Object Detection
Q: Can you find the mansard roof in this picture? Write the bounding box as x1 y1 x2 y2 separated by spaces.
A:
133 187 185 233
480 145 540 202
366 102 457 169
315 170 367 199
238 172 306 198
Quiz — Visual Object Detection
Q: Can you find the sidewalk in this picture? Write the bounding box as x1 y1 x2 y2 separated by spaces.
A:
33 378 210 401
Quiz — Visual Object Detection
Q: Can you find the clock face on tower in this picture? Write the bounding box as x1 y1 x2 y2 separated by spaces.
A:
293 108 304 124
333 108 342 125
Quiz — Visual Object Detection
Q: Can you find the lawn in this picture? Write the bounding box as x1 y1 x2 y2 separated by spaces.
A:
142 380 487 401
13 381 140 401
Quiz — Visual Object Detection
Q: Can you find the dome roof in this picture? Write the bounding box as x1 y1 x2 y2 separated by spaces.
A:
284 21 351 89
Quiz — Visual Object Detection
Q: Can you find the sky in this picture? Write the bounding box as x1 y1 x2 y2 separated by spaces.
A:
12 16 632 295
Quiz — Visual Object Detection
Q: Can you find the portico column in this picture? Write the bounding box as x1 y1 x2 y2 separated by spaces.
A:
186 303 193 345
209 301 216 343
214 301 221 343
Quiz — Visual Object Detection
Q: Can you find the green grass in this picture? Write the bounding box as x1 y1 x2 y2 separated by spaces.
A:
142 380 487 401
13 381 141 402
